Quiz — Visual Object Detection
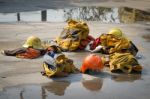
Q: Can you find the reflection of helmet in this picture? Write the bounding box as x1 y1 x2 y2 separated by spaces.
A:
80 54 104 73
23 36 43 49
107 28 123 38
82 78 103 91
42 81 70 96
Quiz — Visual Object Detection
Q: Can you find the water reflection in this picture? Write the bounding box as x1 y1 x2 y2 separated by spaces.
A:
0 7 149 23
19 11 41 22
87 72 142 82
0 74 143 99
17 13 20 21
0 13 17 22
0 79 103 99
119 7 150 23
82 78 103 91
42 81 70 96
41 10 47 21
0 85 42 99
0 81 71 99
63 7 119 23
111 74 142 82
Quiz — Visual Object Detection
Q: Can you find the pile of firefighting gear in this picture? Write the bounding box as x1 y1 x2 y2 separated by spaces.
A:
1 19 142 78
56 19 94 51
80 28 141 74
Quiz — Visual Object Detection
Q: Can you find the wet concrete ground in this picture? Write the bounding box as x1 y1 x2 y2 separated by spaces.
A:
0 22 150 99
0 6 149 23
0 0 150 99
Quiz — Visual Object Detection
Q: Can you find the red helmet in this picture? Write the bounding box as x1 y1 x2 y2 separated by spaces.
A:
80 54 104 73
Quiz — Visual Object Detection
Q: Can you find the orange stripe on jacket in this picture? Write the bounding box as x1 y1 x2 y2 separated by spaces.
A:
16 48 41 59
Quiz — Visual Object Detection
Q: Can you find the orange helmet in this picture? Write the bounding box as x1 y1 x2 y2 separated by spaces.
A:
80 54 104 73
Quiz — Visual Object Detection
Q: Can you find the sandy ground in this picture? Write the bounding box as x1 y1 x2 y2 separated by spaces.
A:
0 0 150 99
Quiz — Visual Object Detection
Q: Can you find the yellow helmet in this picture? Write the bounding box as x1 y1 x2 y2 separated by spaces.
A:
107 28 123 38
23 36 43 49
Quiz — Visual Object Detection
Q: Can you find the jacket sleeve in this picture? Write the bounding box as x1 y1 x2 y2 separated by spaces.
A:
16 48 41 59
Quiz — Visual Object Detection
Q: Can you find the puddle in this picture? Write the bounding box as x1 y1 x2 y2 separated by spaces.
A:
0 73 148 99
111 74 142 82
0 6 149 23
42 81 71 96
0 78 103 99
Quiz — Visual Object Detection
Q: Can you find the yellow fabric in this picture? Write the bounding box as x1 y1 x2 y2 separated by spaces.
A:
67 19 89 39
56 55 78 73
56 19 89 51
56 38 71 50
109 52 142 73
43 62 64 77
63 59 77 73
109 37 131 53
43 54 78 77
100 34 118 46
99 34 107 46
55 54 66 65
23 36 43 49
69 41 80 51
106 34 121 47
100 34 131 53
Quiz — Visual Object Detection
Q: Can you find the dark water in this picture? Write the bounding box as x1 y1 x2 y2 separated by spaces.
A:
0 6 149 23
